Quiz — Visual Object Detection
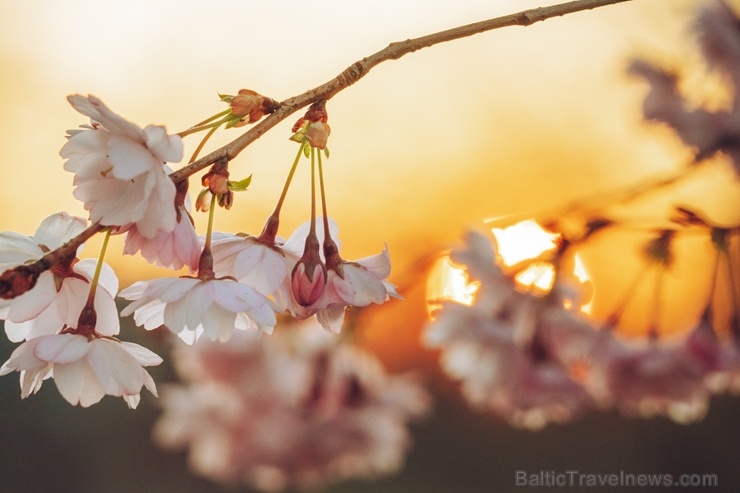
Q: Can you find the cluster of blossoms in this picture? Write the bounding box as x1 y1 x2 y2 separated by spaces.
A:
154 320 430 492
424 0 740 428
0 87 399 407
0 212 161 408
425 223 737 428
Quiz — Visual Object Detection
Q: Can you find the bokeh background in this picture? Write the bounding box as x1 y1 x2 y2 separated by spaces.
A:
1 0 739 492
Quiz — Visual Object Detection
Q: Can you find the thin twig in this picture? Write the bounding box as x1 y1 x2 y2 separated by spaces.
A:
170 0 631 183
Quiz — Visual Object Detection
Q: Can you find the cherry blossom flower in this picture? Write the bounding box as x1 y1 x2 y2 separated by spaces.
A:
585 321 722 424
0 213 119 341
122 204 200 273
424 231 594 428
270 219 399 333
0 333 161 409
119 276 277 343
154 321 429 492
4 260 119 342
60 94 182 237
210 232 293 298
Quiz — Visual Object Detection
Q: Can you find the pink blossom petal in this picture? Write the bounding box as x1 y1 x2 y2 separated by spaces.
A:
0 232 44 271
316 305 346 333
332 266 387 306
142 168 178 235
87 339 150 395
34 334 91 364
19 364 52 398
6 273 58 322
119 341 163 367
107 133 158 179
61 131 111 177
53 359 106 407
131 300 167 330
144 125 183 163
355 245 392 279
0 339 44 374
74 259 119 297
92 290 121 337
32 212 87 251
67 94 145 142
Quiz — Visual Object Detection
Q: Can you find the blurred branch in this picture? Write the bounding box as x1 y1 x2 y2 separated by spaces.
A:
170 0 632 183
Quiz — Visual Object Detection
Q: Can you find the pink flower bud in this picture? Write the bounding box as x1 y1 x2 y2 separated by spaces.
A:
291 261 326 306
230 89 273 127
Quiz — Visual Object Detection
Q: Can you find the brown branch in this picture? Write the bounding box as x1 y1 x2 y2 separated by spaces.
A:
0 222 104 299
170 0 631 182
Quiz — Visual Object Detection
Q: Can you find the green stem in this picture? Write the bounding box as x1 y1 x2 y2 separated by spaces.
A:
177 118 226 138
198 193 218 278
317 148 331 239
309 146 317 236
86 229 112 306
274 144 306 217
205 193 217 253
181 109 230 133
189 124 220 164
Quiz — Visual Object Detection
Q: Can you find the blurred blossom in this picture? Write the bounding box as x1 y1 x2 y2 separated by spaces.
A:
426 224 740 426
585 320 722 424
154 321 430 492
424 231 595 429
629 0 740 175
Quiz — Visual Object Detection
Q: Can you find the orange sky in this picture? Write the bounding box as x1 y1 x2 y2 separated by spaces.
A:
1 0 738 343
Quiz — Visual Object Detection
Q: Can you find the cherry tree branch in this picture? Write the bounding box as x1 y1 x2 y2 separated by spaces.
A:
0 0 632 300
170 0 631 183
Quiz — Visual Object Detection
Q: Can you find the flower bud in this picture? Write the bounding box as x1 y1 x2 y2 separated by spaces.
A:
230 89 269 127
291 260 327 306
202 161 230 196
306 121 331 149
195 189 212 212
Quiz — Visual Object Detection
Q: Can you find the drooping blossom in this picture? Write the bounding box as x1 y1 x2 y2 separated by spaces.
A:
210 232 292 298
122 204 200 273
585 320 722 424
119 276 277 343
154 321 430 492
60 94 182 237
4 260 119 342
318 244 402 333
0 212 119 341
629 0 740 175
0 333 161 409
424 231 595 429
272 218 399 333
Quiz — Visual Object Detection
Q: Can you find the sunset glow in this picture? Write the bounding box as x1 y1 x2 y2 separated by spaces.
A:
427 220 595 314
